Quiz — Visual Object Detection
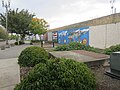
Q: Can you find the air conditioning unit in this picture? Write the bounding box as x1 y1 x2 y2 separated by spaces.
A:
105 51 120 79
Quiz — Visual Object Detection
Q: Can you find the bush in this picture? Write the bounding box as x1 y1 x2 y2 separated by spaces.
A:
31 40 40 43
18 46 49 67
8 34 17 40
14 41 25 45
55 44 70 51
0 26 8 39
55 42 99 53
104 44 120 55
15 58 96 90
46 41 53 44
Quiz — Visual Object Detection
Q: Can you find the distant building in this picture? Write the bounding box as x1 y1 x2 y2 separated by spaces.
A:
47 13 120 49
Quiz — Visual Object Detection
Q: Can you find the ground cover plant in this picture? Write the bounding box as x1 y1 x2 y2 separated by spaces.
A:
15 58 96 90
54 42 100 53
30 40 41 43
104 44 120 55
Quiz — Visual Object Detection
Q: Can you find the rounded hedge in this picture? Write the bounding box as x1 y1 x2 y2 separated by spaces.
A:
18 46 49 67
15 58 96 90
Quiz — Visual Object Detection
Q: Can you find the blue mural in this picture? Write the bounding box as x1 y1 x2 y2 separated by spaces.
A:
58 27 89 45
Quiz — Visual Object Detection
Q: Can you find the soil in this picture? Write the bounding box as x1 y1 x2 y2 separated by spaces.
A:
20 67 32 80
92 66 120 90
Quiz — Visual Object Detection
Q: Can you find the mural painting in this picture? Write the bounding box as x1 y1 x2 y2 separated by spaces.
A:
58 27 89 45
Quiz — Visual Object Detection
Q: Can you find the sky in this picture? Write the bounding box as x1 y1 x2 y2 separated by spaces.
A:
0 0 120 29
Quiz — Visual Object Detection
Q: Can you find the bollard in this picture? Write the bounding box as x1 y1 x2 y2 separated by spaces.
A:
53 41 54 48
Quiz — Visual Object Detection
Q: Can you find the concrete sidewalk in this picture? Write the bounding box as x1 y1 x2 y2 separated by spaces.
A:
0 58 20 90
0 44 32 59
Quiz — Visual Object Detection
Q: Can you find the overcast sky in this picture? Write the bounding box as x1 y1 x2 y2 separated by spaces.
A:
0 0 120 29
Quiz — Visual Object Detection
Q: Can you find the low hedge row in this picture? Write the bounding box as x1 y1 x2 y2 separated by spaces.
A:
104 44 120 55
55 42 120 55
31 40 40 43
14 41 25 45
54 42 99 53
15 58 96 90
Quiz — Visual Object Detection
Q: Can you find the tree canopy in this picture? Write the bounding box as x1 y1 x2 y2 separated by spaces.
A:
0 25 8 39
29 18 49 35
0 8 35 40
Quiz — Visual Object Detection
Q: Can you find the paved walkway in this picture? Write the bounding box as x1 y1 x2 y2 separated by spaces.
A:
0 40 16 48
0 58 20 90
0 44 32 90
0 45 32 59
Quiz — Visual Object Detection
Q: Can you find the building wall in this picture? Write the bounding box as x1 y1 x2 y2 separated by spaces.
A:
57 27 89 45
89 25 106 49
89 23 120 49
47 32 52 41
50 13 120 32
106 23 120 48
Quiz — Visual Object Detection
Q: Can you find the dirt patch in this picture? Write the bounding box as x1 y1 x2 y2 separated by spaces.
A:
20 67 32 80
92 66 120 90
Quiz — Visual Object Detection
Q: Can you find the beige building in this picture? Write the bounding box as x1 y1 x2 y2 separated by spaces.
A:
89 23 120 49
48 13 120 49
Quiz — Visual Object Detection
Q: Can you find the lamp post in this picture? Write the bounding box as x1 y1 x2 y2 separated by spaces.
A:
2 0 10 45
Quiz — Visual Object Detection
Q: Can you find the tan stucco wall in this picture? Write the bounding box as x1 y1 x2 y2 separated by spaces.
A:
89 23 120 49
50 13 120 32
89 25 106 49
47 32 52 41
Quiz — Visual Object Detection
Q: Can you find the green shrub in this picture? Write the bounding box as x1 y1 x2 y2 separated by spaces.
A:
31 40 40 43
54 42 86 51
104 44 120 55
8 34 17 40
14 42 18 45
55 44 69 51
15 58 96 90
104 48 112 55
46 41 53 44
18 46 49 67
14 41 25 45
55 42 99 53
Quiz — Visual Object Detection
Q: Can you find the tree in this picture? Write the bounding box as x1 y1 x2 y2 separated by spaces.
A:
29 18 49 39
0 8 35 42
0 25 8 39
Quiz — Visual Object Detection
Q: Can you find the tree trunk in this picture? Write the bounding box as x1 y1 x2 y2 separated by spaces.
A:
35 34 36 40
16 34 19 45
41 40 43 47
21 34 25 44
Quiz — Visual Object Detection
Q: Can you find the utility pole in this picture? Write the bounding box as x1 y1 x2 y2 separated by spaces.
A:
110 0 116 14
2 0 10 46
